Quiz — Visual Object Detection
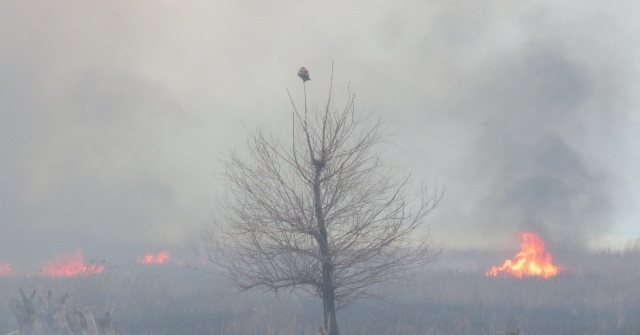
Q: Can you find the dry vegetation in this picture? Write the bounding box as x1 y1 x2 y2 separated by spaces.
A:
0 245 639 335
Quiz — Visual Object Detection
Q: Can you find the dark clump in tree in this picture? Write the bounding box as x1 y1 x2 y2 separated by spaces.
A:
203 66 441 335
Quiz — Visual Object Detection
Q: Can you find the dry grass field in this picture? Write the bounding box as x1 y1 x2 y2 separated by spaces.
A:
1 245 639 335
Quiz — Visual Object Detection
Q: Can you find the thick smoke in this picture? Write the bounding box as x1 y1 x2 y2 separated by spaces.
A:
465 42 622 248
1 0 638 269
0 66 189 270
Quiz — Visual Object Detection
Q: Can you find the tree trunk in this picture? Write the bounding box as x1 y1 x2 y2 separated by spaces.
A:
321 267 339 335
313 159 339 335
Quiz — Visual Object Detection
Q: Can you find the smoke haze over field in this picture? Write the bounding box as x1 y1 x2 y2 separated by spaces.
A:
1 0 640 270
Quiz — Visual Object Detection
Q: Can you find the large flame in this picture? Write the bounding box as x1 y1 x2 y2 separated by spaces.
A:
487 232 562 278
137 251 170 264
0 262 16 276
38 250 105 277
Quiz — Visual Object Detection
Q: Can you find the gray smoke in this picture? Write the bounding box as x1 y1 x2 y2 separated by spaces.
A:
459 41 625 248
0 66 190 270
1 0 638 270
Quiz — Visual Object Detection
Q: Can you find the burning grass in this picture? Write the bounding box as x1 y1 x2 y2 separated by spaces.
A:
487 232 562 278
136 252 171 264
0 264 16 277
38 250 106 277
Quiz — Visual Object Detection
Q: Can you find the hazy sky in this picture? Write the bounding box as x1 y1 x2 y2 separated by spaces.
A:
2 0 640 271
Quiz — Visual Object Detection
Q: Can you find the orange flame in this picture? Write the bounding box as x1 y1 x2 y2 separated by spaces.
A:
0 262 17 276
487 232 562 278
137 251 170 264
38 250 104 277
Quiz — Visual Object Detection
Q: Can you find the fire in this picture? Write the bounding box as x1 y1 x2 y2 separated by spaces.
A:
487 232 562 278
0 262 17 276
137 251 170 264
38 250 105 277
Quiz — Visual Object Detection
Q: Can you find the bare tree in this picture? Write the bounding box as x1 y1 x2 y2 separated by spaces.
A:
203 67 441 335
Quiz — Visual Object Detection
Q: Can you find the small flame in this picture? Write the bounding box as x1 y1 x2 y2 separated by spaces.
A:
38 250 104 277
0 262 17 276
487 232 562 278
137 251 170 264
